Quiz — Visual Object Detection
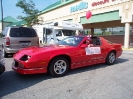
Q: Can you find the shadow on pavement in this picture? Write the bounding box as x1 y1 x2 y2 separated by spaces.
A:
67 58 128 76
0 71 52 97
0 58 128 97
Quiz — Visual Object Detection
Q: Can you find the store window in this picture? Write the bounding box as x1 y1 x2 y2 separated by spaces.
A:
94 29 102 35
106 28 113 35
112 27 124 35
130 26 133 35
92 26 133 36
94 28 112 35
83 29 91 35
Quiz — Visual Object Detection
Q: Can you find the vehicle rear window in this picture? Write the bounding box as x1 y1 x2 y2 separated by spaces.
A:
10 27 37 37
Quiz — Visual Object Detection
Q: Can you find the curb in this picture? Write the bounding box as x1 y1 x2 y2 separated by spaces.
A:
122 48 133 51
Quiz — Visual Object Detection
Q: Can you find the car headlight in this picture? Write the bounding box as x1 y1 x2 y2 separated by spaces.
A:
19 63 24 68
19 54 31 62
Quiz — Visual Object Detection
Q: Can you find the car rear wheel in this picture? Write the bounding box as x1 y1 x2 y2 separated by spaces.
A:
106 51 116 65
2 48 8 58
49 57 69 77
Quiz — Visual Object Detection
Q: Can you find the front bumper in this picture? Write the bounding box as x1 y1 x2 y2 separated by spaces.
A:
0 63 5 75
12 61 47 74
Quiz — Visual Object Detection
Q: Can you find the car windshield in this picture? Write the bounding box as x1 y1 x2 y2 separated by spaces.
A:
57 36 84 46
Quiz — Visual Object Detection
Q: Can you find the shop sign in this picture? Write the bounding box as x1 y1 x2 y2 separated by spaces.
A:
92 0 115 7
70 2 88 13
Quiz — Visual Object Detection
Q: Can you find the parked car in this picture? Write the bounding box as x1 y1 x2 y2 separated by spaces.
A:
0 50 5 75
1 26 39 58
12 36 122 77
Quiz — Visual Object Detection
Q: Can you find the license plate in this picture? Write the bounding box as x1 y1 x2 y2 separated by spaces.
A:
20 42 31 47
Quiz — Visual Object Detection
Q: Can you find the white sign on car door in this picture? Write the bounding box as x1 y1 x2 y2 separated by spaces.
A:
85 47 101 55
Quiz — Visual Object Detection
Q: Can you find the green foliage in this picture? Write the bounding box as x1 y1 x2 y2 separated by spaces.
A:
16 0 40 26
101 28 107 35
0 33 4 37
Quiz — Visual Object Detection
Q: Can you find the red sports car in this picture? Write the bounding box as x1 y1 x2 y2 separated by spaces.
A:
12 36 122 77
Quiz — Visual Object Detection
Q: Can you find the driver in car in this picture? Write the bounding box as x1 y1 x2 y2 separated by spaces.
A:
86 38 94 47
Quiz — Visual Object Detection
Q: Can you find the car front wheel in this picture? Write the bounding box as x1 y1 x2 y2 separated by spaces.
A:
49 57 69 77
106 51 116 65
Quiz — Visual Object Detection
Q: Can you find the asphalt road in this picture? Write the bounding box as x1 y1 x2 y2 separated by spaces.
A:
0 51 133 99
0 37 3 46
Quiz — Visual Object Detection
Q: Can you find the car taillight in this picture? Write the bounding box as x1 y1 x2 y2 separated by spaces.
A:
5 37 10 45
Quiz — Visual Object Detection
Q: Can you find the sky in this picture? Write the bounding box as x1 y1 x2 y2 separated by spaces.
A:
0 0 59 20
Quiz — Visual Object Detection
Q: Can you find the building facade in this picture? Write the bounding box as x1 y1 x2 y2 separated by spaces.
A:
38 0 133 48
0 16 18 33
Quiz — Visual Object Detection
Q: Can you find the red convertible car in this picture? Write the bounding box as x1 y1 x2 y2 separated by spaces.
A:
12 36 122 77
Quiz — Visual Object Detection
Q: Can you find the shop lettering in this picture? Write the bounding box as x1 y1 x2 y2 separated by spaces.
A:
63 21 80 27
92 0 110 7
70 2 88 13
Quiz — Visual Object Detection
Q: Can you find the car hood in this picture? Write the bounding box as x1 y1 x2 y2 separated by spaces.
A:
17 44 73 55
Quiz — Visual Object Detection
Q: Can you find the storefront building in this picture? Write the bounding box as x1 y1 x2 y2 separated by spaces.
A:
38 0 133 48
0 16 18 33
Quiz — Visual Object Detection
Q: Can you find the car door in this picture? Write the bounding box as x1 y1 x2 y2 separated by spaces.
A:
73 37 106 68
70 46 92 69
68 37 92 69
70 42 93 68
70 45 102 68
84 37 107 65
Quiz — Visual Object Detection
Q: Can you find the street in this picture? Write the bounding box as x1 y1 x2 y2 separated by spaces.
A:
0 51 133 99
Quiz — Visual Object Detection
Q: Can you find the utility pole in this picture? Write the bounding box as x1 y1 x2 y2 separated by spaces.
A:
0 0 3 31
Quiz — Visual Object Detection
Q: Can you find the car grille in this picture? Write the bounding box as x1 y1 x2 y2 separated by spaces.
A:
13 60 19 67
13 60 24 68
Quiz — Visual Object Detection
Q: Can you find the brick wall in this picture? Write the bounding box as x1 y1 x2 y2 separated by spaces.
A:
100 35 133 45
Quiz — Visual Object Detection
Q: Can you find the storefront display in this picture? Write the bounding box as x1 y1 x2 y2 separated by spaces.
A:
38 0 133 48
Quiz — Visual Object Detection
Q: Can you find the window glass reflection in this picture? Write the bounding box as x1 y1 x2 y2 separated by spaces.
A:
83 29 91 35
112 27 124 35
94 28 112 35
92 26 133 35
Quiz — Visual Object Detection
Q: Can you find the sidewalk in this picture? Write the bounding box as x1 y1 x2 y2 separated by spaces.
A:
122 47 133 51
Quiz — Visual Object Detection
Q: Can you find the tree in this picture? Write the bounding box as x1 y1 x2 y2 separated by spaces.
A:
16 0 40 27
101 28 107 35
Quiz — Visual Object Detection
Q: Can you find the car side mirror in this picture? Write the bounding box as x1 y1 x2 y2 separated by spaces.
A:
80 44 88 48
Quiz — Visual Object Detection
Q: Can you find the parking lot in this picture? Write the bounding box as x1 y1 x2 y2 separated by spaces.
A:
0 50 133 99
